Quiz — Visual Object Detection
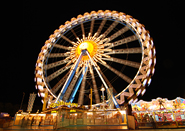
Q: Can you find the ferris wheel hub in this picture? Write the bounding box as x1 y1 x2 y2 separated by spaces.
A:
76 40 97 61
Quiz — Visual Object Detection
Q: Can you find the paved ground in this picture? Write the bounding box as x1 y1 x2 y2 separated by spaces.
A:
1 125 185 131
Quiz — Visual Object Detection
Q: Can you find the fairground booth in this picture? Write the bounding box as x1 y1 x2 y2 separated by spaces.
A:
131 97 185 129
14 100 128 130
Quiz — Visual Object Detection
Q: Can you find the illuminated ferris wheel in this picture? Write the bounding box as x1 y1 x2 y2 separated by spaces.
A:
35 10 156 109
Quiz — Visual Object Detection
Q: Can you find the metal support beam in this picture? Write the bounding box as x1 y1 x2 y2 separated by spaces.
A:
55 51 83 103
86 51 120 109
68 63 89 103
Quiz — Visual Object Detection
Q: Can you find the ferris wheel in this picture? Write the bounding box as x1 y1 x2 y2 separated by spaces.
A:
35 10 156 109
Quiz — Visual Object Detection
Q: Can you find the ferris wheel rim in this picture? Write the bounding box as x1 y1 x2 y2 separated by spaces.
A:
35 10 156 107
44 18 143 92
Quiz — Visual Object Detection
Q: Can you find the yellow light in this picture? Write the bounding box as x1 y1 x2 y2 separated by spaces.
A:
76 41 97 61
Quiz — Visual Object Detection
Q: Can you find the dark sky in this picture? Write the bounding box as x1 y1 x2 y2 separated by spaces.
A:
1 1 185 107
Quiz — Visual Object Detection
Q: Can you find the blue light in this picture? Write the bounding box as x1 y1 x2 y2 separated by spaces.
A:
68 65 88 103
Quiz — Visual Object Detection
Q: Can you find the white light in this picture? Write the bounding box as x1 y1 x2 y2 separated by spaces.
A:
152 68 155 75
149 50 152 57
112 13 118 19
149 59 152 67
37 70 42 75
38 85 43 90
147 78 152 86
37 78 42 82
79 42 88 50
150 40 154 47
37 63 42 67
119 15 126 21
57 34 61 38
141 89 146 96
143 79 147 86
38 93 40 97
131 22 136 27
40 93 45 97
100 87 105 92
133 98 138 103
153 48 156 56
87 112 93 115
153 57 156 66
149 105 157 110
51 38 56 43
146 32 150 37
147 69 151 76
120 110 126 114
136 89 141 96
137 27 142 34
129 99 133 104
42 49 47 53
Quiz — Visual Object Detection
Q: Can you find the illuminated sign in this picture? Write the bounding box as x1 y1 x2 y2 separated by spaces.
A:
51 111 58 113
70 109 76 112
49 101 78 108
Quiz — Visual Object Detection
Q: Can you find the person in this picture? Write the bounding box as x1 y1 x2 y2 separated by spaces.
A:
133 115 139 129
31 117 34 127
38 117 43 127
158 99 165 109
149 115 156 128
163 115 167 122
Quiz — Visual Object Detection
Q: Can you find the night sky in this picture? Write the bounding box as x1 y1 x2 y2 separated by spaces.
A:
1 1 185 109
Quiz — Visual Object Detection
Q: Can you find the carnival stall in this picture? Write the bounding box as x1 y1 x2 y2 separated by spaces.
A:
14 112 57 126
131 97 185 129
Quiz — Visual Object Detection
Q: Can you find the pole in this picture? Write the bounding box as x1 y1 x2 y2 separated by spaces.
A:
20 92 25 110
42 91 48 111
102 90 104 110
90 88 92 109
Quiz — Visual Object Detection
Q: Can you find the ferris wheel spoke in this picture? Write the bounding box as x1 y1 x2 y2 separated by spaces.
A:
98 61 132 83
63 68 83 102
45 59 70 70
96 18 107 37
102 57 140 68
89 63 100 104
46 65 73 82
90 18 95 36
54 44 72 50
107 26 129 42
104 47 142 55
81 22 85 40
70 29 78 38
98 68 117 94
106 35 138 49
78 67 88 105
61 35 76 46
101 21 118 39
51 71 70 94
48 52 71 58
